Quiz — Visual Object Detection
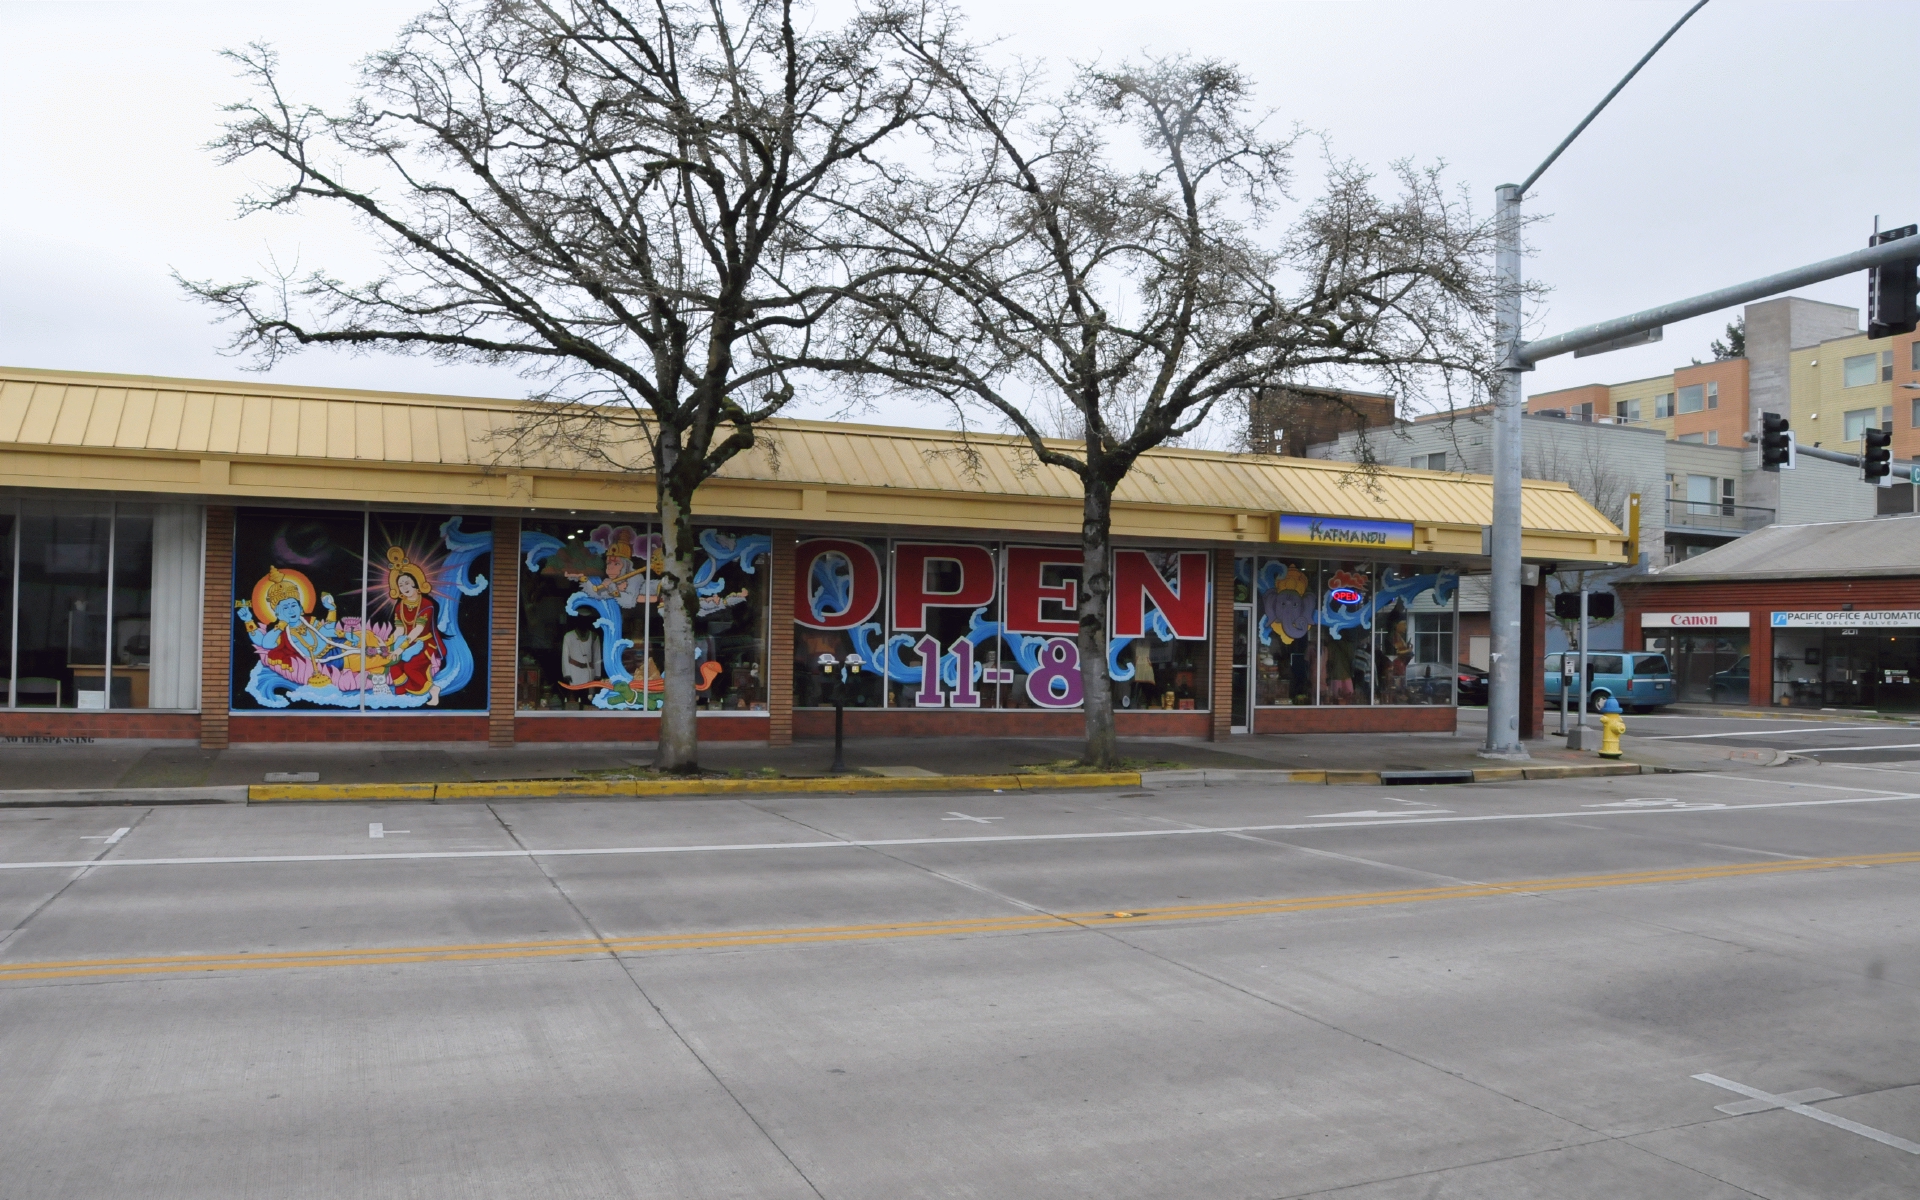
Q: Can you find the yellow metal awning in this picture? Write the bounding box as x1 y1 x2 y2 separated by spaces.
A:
0 367 1627 564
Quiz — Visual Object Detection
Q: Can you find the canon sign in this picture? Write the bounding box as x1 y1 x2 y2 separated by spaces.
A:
1639 612 1750 629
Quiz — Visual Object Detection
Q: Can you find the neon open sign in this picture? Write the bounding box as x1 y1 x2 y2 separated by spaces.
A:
1329 587 1364 605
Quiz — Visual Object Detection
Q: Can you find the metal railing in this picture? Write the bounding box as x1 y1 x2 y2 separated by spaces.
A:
1665 498 1774 533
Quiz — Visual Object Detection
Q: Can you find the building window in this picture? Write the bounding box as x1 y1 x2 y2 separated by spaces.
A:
1677 384 1705 414
1912 341 1920 371
1686 475 1714 514
1664 472 1675 499
1912 396 1919 428
1884 350 1895 382
9 501 203 711
1655 393 1674 419
1706 381 1719 409
1677 432 1705 444
1843 407 1880 442
1616 398 1641 422
1843 353 1879 387
1706 430 1719 445
1411 452 1446 471
1721 477 1735 515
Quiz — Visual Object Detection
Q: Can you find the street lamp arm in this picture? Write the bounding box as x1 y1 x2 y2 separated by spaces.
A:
1519 236 1920 365
1516 0 1711 197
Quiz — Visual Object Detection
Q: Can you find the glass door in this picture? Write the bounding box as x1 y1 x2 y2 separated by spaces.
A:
1231 605 1251 733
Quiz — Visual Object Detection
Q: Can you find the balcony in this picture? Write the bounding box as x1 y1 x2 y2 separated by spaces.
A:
1666 498 1775 535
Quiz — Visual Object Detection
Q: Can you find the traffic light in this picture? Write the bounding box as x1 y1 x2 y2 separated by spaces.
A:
1867 224 1918 339
1760 411 1794 471
1863 427 1893 484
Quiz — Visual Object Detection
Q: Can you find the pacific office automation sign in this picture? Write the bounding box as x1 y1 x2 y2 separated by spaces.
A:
1771 610 1920 629
1273 514 1415 552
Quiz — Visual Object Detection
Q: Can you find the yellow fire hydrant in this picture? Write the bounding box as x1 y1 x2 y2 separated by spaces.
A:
1597 696 1626 759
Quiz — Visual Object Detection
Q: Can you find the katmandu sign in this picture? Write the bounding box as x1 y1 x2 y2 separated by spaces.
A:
1640 612 1750 629
1273 514 1415 553
1771 610 1920 629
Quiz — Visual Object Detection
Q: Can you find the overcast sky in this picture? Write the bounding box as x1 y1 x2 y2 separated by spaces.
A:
3 1 1917 430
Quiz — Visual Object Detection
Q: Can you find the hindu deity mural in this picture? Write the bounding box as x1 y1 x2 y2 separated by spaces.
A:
231 510 491 711
517 522 770 711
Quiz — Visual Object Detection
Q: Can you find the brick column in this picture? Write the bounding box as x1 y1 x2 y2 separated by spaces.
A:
200 506 234 750
1209 549 1234 741
767 529 796 746
1519 580 1546 741
489 517 520 748
1749 607 1772 709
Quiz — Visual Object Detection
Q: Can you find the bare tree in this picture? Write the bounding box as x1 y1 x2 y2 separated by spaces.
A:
180 0 952 771
822 29 1500 765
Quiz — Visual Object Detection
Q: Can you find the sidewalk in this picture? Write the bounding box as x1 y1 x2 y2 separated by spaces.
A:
0 710 1769 799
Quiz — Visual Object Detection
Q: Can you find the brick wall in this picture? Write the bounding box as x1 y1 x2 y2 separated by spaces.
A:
511 716 770 742
0 712 199 740
768 531 795 746
1520 582 1545 740
1209 550 1233 741
1253 705 1456 735
489 518 519 748
229 715 490 743
200 506 234 749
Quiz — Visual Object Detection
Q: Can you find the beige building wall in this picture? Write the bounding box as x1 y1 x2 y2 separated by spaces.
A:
1791 331 1894 452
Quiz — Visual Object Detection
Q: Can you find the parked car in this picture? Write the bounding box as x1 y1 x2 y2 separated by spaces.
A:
1455 662 1488 706
1708 655 1750 703
1545 651 1675 713
1402 661 1485 705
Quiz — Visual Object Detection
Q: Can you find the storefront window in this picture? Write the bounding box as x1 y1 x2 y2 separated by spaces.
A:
793 537 888 710
1 500 200 710
1768 629 1919 712
1255 558 1317 705
1253 558 1458 708
519 520 768 713
1111 549 1210 713
792 540 1200 713
887 541 1006 709
234 509 492 712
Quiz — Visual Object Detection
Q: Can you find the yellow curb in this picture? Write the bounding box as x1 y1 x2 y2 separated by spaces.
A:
1324 770 1382 786
1472 768 1526 783
1287 770 1328 784
249 783 437 802
1019 772 1141 790
248 772 1143 803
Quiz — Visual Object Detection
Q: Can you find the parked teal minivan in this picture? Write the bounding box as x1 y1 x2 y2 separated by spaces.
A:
1545 652 1676 712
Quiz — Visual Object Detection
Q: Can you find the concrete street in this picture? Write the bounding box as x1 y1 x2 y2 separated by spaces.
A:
3 760 1919 1197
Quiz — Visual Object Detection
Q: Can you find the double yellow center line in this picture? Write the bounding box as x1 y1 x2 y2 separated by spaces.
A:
4 849 1916 984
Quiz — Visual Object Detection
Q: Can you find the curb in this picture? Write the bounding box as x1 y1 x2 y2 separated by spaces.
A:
1142 762 1654 788
246 772 1144 803
0 786 248 808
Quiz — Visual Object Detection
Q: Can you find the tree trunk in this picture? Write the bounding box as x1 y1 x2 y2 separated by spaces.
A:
655 479 701 774
1079 479 1118 768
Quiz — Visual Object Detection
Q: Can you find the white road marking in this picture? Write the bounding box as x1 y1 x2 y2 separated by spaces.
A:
1695 773 1900 794
1694 1074 1920 1154
1637 726 1885 740
2 787 1918 871
940 812 1002 824
1310 810 1454 819
80 828 131 843
368 823 408 838
1583 799 1725 811
1714 1086 1839 1115
1764 742 1920 755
